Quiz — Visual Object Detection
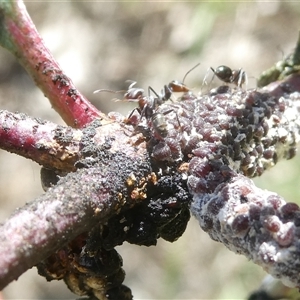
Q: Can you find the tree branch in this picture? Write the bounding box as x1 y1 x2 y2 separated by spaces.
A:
0 0 106 128
0 148 151 290
1 70 300 295
191 173 300 288
1 1 300 298
1 72 300 295
0 110 82 171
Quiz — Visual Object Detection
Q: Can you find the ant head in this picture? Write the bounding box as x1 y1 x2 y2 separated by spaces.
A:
124 88 144 100
124 81 145 100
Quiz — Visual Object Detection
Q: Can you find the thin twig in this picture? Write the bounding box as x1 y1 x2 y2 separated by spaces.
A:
0 0 106 128
0 110 82 171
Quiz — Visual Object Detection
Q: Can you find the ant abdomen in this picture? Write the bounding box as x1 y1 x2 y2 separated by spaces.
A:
151 113 169 139
159 63 200 102
168 81 190 93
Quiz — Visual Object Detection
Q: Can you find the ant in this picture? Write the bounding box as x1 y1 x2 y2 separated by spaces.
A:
94 63 200 138
126 87 175 139
144 108 181 140
124 85 184 139
94 81 167 138
132 62 200 119
94 62 200 104
210 65 247 88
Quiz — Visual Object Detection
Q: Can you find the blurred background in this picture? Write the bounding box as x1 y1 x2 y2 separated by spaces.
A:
1 1 300 299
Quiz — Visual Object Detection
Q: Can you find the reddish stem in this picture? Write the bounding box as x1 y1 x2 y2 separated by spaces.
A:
0 110 82 171
0 155 150 290
0 0 107 128
263 73 300 98
0 110 149 289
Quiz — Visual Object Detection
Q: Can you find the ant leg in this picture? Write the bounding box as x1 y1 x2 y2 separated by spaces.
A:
148 86 163 106
235 69 247 89
174 111 182 133
162 109 182 133
127 107 140 119
125 107 143 127
148 86 160 98
161 85 172 102
121 107 145 137
241 70 248 90
93 88 126 94
201 67 214 94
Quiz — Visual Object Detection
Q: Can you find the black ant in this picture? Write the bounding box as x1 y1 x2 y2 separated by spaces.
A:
210 65 247 88
125 86 183 139
94 82 158 129
138 63 200 139
125 87 171 139
147 108 181 140
94 63 199 105
94 63 200 138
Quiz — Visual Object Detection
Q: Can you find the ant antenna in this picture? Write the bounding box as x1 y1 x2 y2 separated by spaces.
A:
94 80 138 94
93 89 125 94
182 62 201 83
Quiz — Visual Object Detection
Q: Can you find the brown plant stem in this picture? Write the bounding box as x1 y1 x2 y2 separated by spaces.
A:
0 110 82 171
0 0 106 128
263 73 300 98
0 151 150 290
0 110 149 290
